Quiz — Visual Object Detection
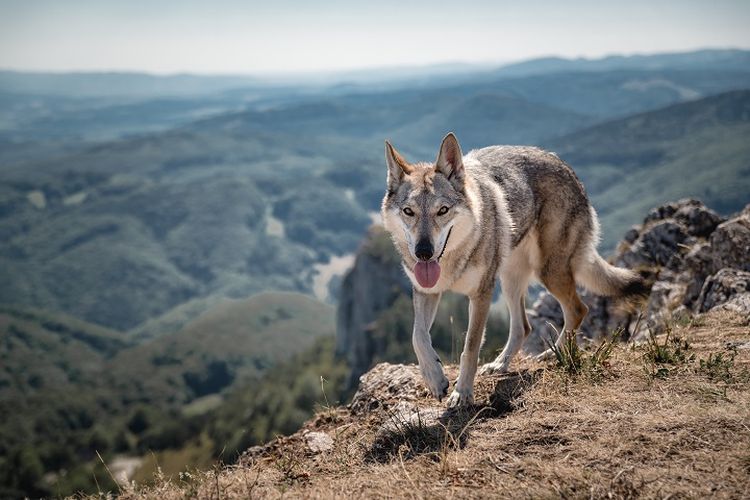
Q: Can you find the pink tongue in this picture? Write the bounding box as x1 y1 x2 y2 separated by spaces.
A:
414 261 441 288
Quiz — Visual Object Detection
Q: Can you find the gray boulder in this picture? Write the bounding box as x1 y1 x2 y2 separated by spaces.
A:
697 268 750 314
709 217 750 273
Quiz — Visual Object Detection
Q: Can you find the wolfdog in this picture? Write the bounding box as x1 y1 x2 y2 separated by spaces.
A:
381 133 647 407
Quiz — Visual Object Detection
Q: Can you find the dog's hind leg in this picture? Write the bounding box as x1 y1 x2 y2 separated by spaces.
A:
479 266 532 374
447 289 492 408
413 289 450 401
535 268 588 360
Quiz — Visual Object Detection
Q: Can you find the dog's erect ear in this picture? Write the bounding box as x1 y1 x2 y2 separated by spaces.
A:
435 132 464 186
385 140 412 192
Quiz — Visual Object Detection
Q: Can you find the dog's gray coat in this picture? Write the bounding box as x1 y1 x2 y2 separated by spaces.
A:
382 134 646 407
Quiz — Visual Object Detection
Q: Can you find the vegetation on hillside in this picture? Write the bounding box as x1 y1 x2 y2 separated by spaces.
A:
0 294 334 498
0 307 127 497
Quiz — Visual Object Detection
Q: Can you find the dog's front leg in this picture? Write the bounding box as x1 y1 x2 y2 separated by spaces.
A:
447 290 491 408
412 289 449 401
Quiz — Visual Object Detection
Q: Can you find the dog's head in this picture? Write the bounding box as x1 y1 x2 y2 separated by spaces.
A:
381 133 476 289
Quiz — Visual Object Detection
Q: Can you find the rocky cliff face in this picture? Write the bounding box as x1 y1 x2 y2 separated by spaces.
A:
335 226 411 388
525 199 750 353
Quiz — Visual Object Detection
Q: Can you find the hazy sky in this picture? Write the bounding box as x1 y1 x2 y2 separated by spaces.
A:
1 0 749 74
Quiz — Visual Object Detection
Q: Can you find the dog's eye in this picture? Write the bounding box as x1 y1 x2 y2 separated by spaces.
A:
437 206 450 216
403 207 415 216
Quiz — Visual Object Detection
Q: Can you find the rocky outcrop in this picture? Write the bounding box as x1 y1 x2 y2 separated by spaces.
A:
524 199 750 353
336 226 411 389
350 362 537 463
697 268 750 314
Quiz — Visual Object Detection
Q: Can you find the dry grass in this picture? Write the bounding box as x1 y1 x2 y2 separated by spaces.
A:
89 310 750 499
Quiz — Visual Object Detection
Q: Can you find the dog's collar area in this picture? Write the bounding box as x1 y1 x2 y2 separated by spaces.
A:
437 227 452 261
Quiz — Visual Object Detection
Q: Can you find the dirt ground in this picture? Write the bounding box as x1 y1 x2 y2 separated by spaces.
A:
108 310 750 499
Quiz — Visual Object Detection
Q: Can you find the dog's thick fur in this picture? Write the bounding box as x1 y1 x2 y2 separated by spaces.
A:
381 133 647 407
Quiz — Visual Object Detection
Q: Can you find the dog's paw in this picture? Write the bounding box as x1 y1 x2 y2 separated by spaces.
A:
420 360 449 401
534 349 555 362
478 361 509 376
446 387 474 408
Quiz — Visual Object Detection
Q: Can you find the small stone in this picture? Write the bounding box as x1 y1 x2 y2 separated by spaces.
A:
304 431 334 453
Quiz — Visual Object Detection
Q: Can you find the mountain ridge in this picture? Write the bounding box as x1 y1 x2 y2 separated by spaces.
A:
546 89 750 247
3 48 748 97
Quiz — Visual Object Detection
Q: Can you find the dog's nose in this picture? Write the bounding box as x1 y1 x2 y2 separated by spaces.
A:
415 239 434 261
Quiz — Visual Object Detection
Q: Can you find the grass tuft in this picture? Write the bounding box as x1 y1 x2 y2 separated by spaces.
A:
641 325 694 379
274 444 310 485
547 327 620 382
697 345 748 384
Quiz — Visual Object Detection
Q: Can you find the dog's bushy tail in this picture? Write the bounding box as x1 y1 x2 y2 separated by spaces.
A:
575 251 649 300
574 206 650 301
